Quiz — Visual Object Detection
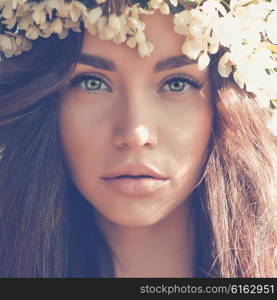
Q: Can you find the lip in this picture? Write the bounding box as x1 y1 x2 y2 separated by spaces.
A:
101 163 169 197
102 177 169 197
101 163 168 180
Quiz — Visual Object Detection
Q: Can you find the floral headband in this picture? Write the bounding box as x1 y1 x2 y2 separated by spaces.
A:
0 0 277 124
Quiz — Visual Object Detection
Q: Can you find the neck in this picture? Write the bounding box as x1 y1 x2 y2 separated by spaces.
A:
95 199 196 278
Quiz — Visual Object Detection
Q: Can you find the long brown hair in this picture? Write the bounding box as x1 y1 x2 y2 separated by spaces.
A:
194 56 277 277
0 29 276 277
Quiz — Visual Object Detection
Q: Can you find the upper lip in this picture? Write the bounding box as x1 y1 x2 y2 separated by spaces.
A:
101 163 168 180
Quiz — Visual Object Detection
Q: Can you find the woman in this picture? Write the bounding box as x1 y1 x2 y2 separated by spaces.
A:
0 0 276 277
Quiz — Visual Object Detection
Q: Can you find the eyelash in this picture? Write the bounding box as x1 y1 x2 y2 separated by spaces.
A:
69 73 202 94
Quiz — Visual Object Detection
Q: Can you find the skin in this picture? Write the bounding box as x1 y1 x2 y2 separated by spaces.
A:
59 12 213 277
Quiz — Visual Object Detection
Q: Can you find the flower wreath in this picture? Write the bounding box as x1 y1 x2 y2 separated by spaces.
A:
0 0 276 133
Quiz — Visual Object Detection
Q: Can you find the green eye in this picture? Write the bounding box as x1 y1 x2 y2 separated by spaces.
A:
70 74 110 93
161 75 201 93
168 79 188 92
85 78 102 91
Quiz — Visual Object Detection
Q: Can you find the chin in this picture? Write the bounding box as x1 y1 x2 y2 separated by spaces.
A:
94 206 169 227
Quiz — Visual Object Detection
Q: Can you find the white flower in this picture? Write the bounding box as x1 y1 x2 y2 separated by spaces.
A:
150 0 163 9
87 6 103 25
32 8 46 25
25 25 40 40
189 9 210 37
202 0 227 18
1 1 14 19
18 14 34 30
174 6 216 65
208 43 219 54
267 109 277 136
0 34 13 50
255 93 272 109
101 25 116 40
51 17 63 34
213 13 242 48
181 37 202 60
82 18 98 35
127 36 137 48
119 12 128 28
39 20 50 30
232 1 271 19
137 5 154 16
96 15 108 32
14 2 32 18
49 0 68 18
134 30 146 43
230 0 253 11
15 34 24 46
39 21 52 38
198 52 210 70
174 24 190 36
265 10 277 44
113 31 127 44
108 13 121 31
208 30 219 54
174 10 191 26
58 28 69 40
30 0 62 21
138 41 154 57
2 15 17 29
218 52 233 77
159 2 170 15
5 0 19 11
169 0 178 7
64 18 81 33
12 0 29 10
1 47 16 58
235 6 267 47
232 68 245 90
68 1 87 22
228 43 277 99
254 47 276 69
128 17 145 31
14 35 32 55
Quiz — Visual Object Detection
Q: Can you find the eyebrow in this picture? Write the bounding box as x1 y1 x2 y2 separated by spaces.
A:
77 53 197 73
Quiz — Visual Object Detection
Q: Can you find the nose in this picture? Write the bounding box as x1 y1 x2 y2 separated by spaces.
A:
113 95 158 150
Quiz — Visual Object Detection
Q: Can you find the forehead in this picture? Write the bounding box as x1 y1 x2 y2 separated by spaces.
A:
80 12 185 69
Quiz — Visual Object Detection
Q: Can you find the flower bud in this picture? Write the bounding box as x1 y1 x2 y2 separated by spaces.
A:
135 30 145 43
0 35 13 50
33 8 46 25
52 18 63 34
127 37 137 48
88 7 103 25
169 0 178 7
160 3 170 15
25 26 40 40
109 13 121 31
150 0 163 9
197 52 210 70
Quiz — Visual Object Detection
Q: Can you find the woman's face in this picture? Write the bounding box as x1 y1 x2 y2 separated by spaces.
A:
59 12 213 227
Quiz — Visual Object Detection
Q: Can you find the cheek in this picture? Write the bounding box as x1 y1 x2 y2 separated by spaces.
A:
166 93 213 184
58 98 103 180
168 120 211 188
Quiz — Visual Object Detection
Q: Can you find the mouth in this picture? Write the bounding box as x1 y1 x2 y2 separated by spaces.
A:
105 174 156 180
101 163 169 196
102 175 169 197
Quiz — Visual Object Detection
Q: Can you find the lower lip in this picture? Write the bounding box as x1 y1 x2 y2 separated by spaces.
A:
102 177 169 197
